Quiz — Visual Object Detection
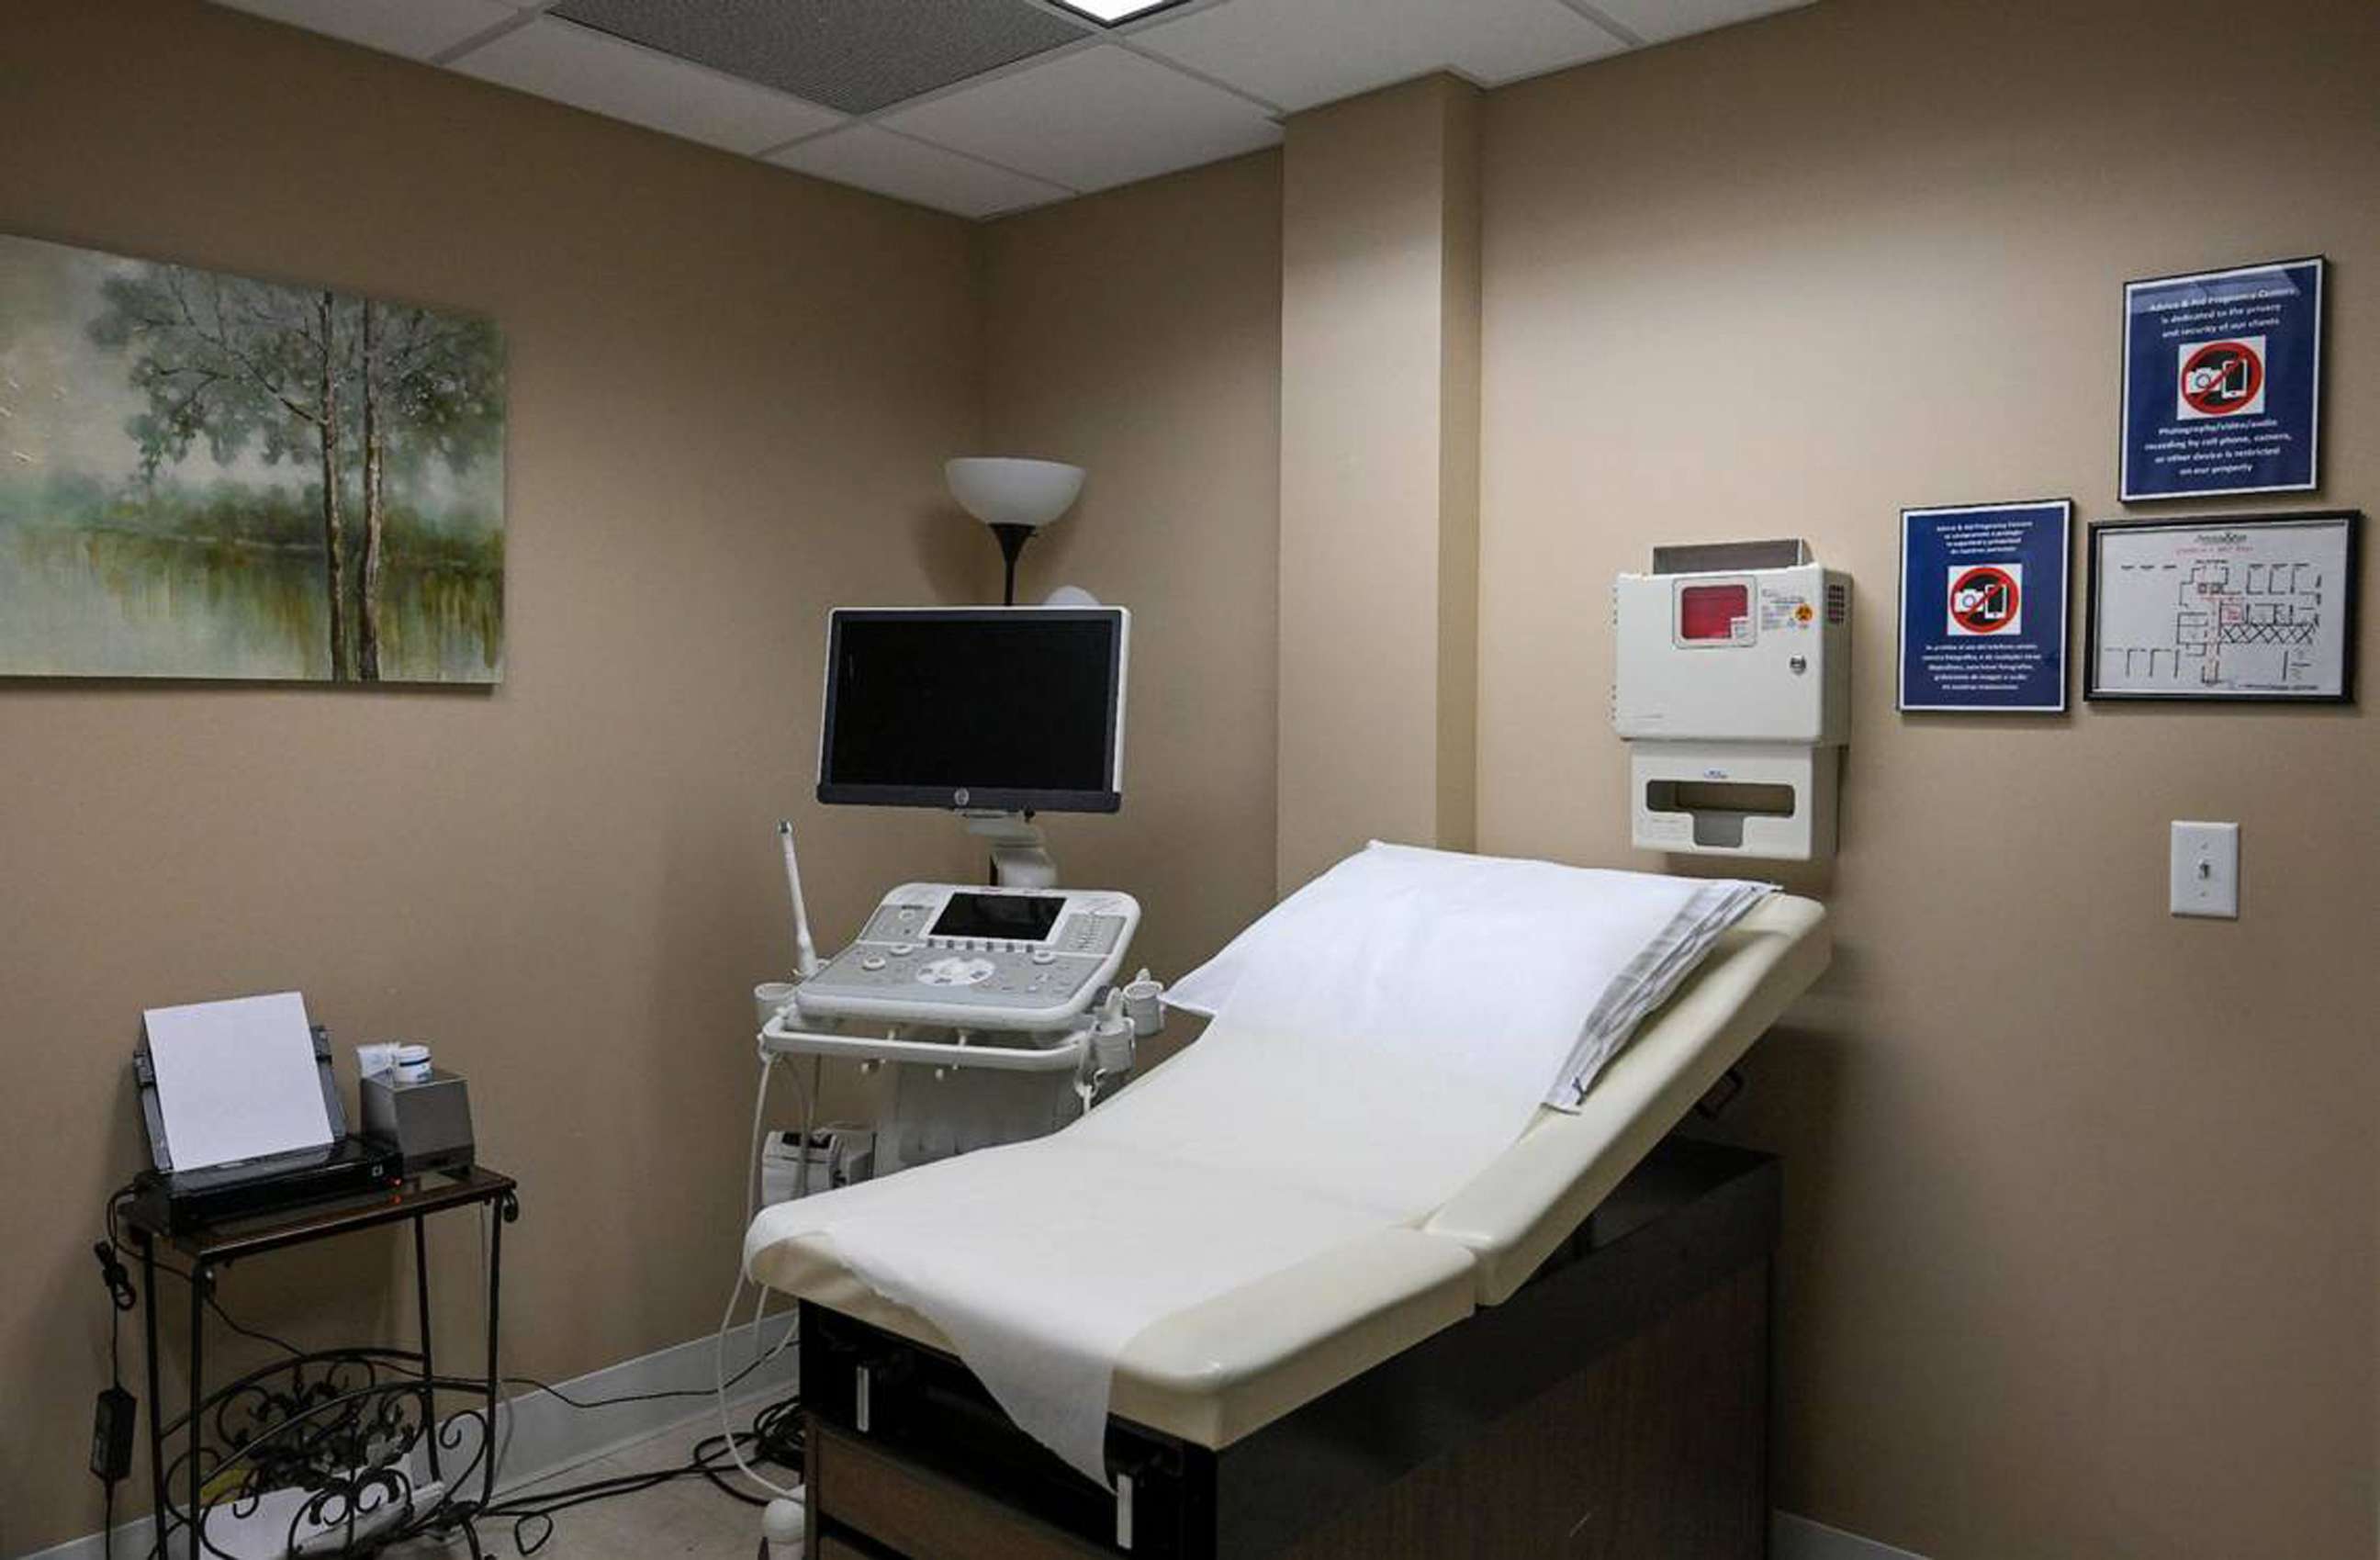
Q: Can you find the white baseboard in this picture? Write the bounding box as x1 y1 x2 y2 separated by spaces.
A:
1776 1510 1933 1560
18 1319 800 1560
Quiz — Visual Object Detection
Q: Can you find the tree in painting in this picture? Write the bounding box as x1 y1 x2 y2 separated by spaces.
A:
84 266 502 681
0 233 504 683
88 272 361 676
355 300 503 680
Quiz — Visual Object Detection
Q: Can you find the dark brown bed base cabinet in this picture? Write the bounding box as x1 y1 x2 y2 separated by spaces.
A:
802 1136 1779 1560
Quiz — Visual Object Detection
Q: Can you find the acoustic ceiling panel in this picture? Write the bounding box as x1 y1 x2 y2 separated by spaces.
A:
770 125 1072 219
1583 0 1816 45
1135 0 1628 112
455 17 846 154
209 0 519 61
545 0 1091 116
880 44 1280 195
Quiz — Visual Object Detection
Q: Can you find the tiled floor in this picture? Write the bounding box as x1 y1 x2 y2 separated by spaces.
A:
388 1415 780 1560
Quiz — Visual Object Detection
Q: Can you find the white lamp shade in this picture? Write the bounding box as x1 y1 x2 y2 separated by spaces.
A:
946 457 1085 531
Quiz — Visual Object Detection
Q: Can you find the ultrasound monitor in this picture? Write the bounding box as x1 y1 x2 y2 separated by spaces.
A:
817 607 1128 814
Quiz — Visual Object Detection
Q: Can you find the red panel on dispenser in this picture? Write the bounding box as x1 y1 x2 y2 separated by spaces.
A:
1678 583 1749 643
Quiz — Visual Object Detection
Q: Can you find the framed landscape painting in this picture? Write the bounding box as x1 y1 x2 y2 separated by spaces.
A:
0 232 504 683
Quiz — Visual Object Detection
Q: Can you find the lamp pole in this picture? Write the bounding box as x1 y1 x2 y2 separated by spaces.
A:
989 522 1034 606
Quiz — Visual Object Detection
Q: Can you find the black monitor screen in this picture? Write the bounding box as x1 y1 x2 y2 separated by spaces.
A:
930 892 1065 942
819 609 1125 813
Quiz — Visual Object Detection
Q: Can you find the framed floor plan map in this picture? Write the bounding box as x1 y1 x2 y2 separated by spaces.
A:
2085 511 2358 702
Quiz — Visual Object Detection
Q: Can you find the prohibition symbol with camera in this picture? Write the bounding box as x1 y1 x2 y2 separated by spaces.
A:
1947 564 2022 636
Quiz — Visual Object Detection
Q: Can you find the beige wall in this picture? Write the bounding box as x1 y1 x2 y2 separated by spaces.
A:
1275 77 1482 892
8 0 2379 1554
974 0 2380 1552
978 153 1285 1016
1476 0 2378 1554
0 1 983 1550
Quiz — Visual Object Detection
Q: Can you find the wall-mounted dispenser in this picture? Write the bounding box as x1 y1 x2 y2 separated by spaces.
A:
1612 540 1849 860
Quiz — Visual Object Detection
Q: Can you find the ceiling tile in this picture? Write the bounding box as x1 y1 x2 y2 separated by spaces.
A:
1582 0 1816 46
208 0 518 60
769 126 1072 219
451 17 846 154
1135 0 1627 110
545 0 1088 116
879 45 1279 195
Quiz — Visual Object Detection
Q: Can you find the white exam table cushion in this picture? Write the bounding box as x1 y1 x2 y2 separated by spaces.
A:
745 892 1829 1452
747 1224 1476 1450
1427 893 1830 1302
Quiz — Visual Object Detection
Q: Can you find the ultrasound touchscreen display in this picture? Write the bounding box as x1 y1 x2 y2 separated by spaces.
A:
930 892 1063 943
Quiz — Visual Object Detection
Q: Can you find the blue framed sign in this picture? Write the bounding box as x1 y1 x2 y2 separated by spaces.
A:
1898 499 2071 713
2121 257 2324 501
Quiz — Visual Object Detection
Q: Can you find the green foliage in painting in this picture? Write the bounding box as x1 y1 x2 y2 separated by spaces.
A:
0 234 506 683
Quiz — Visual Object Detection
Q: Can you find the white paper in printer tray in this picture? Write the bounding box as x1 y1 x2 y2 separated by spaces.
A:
144 991 332 1171
759 846 1768 1483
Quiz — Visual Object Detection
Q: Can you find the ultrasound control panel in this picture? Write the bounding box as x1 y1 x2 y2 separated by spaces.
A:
792 883 1141 1032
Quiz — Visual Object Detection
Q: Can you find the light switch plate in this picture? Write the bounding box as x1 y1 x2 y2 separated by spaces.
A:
2170 821 2240 918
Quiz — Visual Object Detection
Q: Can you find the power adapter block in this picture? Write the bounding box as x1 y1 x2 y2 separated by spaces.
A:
91 1386 135 1483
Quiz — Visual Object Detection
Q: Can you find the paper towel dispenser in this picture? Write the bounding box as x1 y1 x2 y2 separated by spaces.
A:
1613 541 1849 860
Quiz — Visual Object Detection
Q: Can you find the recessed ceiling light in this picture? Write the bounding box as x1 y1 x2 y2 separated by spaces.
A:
1047 0 1191 25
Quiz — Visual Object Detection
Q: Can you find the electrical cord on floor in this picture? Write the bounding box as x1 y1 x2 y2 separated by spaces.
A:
474 1388 804 1556
461 1189 795 1500
96 1186 805 1560
710 1049 808 1502
502 1330 792 1413
456 1213 791 1497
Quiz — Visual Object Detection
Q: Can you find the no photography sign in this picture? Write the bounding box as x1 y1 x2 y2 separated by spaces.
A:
1901 502 2070 713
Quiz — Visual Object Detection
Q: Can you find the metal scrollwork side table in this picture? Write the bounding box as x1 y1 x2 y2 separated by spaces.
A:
120 1167 521 1559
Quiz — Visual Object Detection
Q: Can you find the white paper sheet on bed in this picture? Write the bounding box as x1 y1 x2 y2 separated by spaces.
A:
748 845 1768 1485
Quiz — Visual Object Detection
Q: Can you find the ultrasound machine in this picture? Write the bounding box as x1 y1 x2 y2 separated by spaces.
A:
761 606 1157 1177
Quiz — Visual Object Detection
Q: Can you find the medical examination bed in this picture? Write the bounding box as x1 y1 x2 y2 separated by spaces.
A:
748 893 1829 1560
